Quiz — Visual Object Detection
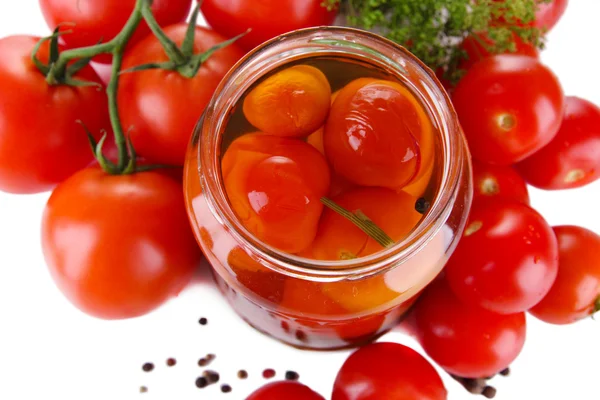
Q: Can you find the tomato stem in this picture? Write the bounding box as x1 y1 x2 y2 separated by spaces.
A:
320 197 395 249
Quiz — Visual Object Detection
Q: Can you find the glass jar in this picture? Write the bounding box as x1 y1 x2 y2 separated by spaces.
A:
184 27 472 350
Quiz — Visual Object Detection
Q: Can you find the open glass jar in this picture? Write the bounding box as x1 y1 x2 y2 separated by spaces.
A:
184 27 472 350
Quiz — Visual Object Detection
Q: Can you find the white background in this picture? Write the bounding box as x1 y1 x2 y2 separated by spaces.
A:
1 1 599 399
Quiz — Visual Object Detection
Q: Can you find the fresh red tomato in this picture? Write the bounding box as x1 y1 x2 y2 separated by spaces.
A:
41 168 201 319
446 200 558 314
472 159 530 204
39 0 192 63
459 33 539 72
534 0 569 30
0 36 108 194
452 55 564 165
201 0 338 51
530 226 600 325
517 97 600 190
324 78 421 190
246 381 325 400
118 25 244 165
332 342 447 400
413 278 527 378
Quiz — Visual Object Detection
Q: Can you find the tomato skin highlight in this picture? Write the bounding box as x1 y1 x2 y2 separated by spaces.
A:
414 278 527 379
246 381 325 400
472 159 530 205
530 226 600 325
452 55 564 166
332 342 447 400
517 96 600 190
201 0 338 51
0 36 108 194
118 25 244 166
41 168 201 319
39 0 192 64
446 199 559 314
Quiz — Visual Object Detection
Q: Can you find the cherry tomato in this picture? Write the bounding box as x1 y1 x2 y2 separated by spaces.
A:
446 199 558 314
459 33 539 72
332 342 447 400
472 159 530 204
0 36 108 194
530 226 600 325
201 0 338 51
247 381 325 400
517 97 600 190
222 133 330 254
243 65 331 138
452 55 564 165
413 278 527 378
41 168 201 319
324 78 422 190
534 0 569 30
39 0 192 64
301 187 421 260
118 25 244 165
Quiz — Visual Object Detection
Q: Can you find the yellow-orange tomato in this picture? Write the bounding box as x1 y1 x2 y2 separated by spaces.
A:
324 78 423 190
243 65 332 138
307 127 325 155
302 187 422 261
222 133 330 253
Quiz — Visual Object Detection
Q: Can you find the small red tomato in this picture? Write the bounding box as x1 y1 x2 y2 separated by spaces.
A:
39 0 192 63
517 96 600 190
535 0 569 31
530 226 600 325
332 342 447 400
201 0 338 51
0 36 108 194
246 381 325 400
452 55 564 165
446 200 558 314
459 33 539 72
324 78 421 190
414 278 527 378
472 159 530 204
42 168 201 319
118 25 244 165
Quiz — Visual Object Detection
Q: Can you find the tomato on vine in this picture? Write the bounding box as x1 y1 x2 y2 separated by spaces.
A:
530 225 600 325
452 55 564 165
413 278 527 379
517 96 600 190
0 35 108 194
332 342 447 400
39 0 192 63
445 199 558 314
118 23 244 165
41 168 201 319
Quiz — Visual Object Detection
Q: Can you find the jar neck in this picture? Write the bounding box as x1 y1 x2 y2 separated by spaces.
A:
197 27 468 280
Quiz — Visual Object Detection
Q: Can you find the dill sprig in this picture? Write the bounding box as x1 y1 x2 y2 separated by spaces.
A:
323 0 550 82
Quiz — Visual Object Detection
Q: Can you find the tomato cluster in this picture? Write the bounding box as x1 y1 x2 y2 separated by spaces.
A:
222 68 431 258
2 0 599 399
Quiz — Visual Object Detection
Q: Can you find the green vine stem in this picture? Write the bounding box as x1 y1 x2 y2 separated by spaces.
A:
321 197 395 249
42 0 148 172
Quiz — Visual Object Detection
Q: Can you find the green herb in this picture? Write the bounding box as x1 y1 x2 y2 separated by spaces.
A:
323 0 549 82
321 197 394 249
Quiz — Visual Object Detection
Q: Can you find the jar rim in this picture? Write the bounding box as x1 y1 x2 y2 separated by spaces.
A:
196 26 468 280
